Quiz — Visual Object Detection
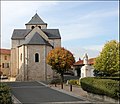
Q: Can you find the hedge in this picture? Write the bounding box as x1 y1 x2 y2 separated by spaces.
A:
0 83 13 104
97 77 120 81
80 77 119 100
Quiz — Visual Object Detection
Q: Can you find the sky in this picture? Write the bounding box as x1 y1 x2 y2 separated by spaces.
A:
1 1 119 61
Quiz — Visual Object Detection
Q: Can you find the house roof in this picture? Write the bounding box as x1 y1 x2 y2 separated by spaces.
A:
73 58 95 66
11 29 61 39
11 29 31 39
25 13 47 25
24 32 52 46
0 49 11 55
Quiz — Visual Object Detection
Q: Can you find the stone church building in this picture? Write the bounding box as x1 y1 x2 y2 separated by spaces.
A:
11 13 61 81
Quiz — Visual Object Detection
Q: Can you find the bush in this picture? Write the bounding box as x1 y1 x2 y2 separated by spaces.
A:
0 83 13 104
50 78 61 84
80 77 119 100
68 79 80 85
96 77 120 81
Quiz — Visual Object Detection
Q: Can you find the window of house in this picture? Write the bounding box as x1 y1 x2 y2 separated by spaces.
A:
38 26 41 29
5 56 7 60
35 53 39 62
6 63 9 68
2 63 9 68
31 26 35 29
2 63 4 68
20 53 22 61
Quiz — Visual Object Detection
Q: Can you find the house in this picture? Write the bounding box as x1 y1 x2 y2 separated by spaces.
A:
0 49 11 76
11 13 61 81
73 55 95 77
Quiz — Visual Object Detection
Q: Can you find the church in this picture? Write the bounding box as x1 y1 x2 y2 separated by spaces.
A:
11 13 61 81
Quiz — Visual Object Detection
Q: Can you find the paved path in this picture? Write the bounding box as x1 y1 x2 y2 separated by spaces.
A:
5 81 91 104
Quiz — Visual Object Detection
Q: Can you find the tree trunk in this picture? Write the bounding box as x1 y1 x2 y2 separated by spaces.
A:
60 73 64 89
61 73 64 83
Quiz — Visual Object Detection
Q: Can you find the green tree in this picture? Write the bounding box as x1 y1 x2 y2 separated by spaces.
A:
46 47 75 83
94 40 119 76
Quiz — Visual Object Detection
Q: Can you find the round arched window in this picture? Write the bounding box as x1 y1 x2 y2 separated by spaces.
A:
38 26 41 29
31 26 35 29
35 53 39 62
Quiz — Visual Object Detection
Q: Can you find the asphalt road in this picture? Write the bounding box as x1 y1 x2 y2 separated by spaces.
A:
5 81 91 104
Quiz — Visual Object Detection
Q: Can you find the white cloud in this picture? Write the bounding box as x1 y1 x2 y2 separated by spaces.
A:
67 46 101 61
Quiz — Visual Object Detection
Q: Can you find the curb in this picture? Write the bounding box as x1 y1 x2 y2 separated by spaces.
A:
12 94 22 104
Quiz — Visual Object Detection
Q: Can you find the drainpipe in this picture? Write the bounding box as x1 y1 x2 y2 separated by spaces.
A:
26 45 28 81
23 45 25 81
18 47 19 74
44 45 47 81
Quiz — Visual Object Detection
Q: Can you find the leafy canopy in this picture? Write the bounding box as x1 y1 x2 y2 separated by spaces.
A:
46 47 75 74
94 40 119 76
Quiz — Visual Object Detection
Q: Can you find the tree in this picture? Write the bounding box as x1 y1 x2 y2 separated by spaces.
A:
46 47 75 83
94 40 119 76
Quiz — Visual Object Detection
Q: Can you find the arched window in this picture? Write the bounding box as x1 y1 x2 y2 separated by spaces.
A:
35 53 39 62
31 26 35 29
38 26 41 29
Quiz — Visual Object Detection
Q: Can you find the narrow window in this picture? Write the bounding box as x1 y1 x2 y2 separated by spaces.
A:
20 53 22 61
38 26 41 29
35 53 39 62
5 56 7 60
31 26 35 29
7 63 9 68
2 63 4 68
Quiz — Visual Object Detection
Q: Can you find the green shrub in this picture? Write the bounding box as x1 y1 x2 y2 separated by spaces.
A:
68 79 80 85
80 77 119 100
0 83 13 104
50 78 61 84
97 77 120 81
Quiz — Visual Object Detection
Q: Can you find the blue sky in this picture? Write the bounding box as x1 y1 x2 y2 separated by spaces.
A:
1 1 119 60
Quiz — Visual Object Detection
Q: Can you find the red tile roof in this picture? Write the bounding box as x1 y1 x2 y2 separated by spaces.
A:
73 58 95 66
0 49 11 55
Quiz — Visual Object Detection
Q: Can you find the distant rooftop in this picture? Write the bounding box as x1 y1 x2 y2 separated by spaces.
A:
25 13 47 25
0 49 11 54
73 58 95 66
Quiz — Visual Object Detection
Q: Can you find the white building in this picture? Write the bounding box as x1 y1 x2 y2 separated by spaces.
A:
11 13 61 81
81 53 94 78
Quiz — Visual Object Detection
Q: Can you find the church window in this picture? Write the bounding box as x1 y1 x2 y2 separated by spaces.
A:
31 26 35 29
35 53 39 62
38 26 41 29
20 53 22 61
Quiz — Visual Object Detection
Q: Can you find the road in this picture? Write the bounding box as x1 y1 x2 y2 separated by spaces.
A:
5 81 91 104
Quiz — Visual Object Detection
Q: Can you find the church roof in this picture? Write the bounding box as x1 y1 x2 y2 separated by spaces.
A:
24 32 52 46
11 29 31 39
25 13 47 25
42 29 61 39
11 29 61 39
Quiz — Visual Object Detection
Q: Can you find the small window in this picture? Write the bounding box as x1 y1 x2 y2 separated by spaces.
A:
31 26 35 29
20 53 22 61
35 53 39 62
38 26 41 29
2 63 4 68
5 56 7 60
6 63 9 68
